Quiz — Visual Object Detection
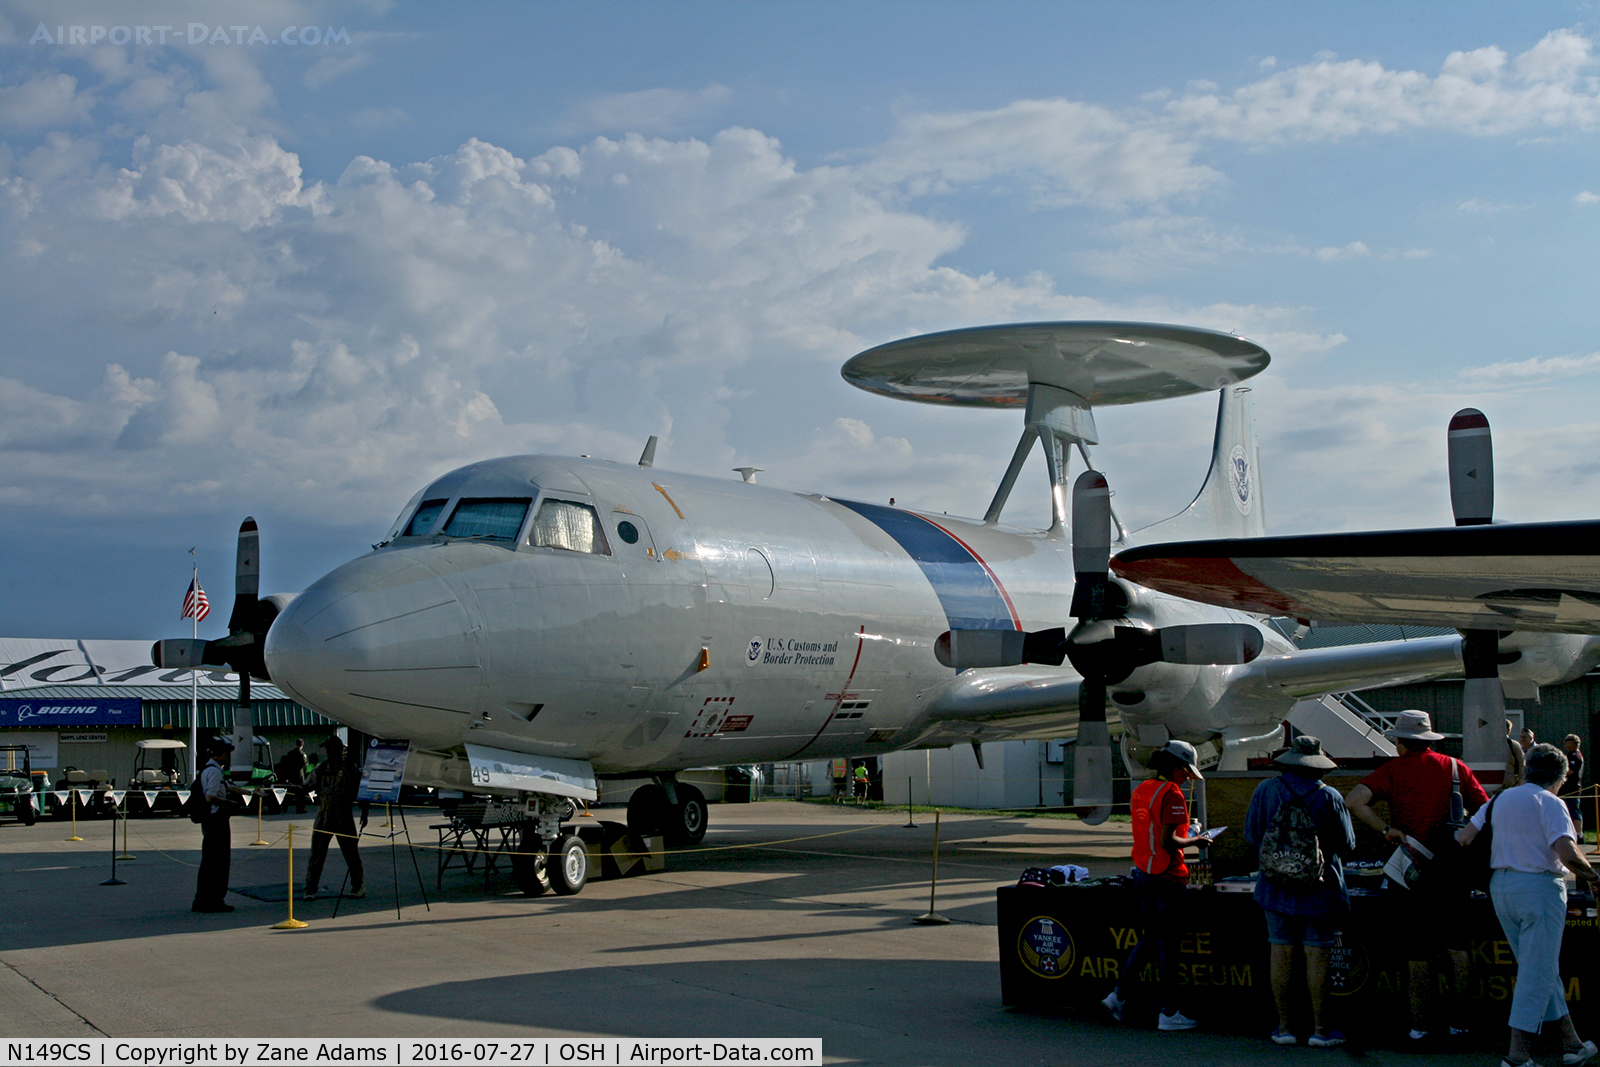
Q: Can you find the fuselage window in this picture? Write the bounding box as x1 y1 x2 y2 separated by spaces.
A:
403 499 449 537
531 499 611 555
616 520 639 545
441 497 533 542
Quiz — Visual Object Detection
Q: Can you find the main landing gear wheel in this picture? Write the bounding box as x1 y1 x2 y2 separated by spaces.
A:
512 834 550 897
627 784 668 838
670 783 707 847
549 833 588 895
627 783 709 846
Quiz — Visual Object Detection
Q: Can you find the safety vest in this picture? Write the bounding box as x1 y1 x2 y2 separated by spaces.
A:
1130 778 1187 879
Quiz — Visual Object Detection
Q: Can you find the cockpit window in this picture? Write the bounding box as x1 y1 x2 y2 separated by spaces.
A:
530 499 611 555
403 499 449 537
441 497 532 542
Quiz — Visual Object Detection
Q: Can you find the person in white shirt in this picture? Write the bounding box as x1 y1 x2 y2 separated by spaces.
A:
1458 743 1600 1067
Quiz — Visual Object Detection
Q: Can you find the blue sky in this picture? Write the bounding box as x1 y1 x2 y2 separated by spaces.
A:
4 1 1600 637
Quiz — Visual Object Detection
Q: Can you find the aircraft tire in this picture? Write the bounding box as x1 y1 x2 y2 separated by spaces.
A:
512 834 550 897
549 833 588 895
627 784 668 837
667 784 707 847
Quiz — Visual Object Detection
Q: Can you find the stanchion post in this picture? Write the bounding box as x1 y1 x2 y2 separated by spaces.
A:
251 793 268 847
1589 784 1598 855
101 803 126 886
117 797 135 860
66 790 82 842
382 802 392 828
903 777 917 828
913 809 950 925
273 824 309 930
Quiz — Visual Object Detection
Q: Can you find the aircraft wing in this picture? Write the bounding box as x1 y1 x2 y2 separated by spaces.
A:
1112 520 1600 634
910 632 1462 747
1219 634 1461 701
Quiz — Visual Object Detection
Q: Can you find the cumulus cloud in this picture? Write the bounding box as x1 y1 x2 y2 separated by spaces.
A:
1168 29 1600 143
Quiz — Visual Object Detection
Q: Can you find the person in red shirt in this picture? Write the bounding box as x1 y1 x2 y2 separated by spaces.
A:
1101 739 1212 1032
1347 710 1488 1044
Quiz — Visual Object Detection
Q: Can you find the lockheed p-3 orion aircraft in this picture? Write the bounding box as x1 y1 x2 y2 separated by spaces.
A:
154 322 1593 896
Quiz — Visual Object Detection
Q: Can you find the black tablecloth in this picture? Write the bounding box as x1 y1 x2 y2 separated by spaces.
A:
997 880 1598 1039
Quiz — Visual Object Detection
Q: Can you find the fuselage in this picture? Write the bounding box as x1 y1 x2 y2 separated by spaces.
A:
263 455 1290 774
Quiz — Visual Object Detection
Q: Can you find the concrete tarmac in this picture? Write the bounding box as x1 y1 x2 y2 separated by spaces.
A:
0 801 1512 1065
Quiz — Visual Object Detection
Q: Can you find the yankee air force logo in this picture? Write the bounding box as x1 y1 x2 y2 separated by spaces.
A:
1228 445 1252 515
1017 915 1074 979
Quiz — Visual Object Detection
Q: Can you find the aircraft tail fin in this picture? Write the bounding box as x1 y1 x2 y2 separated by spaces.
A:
1133 385 1264 544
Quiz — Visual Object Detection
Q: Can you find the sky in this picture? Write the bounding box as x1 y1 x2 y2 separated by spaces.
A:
4 1 1600 638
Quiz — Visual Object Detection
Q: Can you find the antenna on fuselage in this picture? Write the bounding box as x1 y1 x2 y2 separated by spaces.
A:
638 436 658 468
733 467 762 484
839 322 1271 534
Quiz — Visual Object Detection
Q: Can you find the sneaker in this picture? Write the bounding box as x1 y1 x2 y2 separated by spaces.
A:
349 887 366 899
1565 1041 1599 1066
1100 991 1124 1022
1270 1029 1298 1046
1308 1032 1345 1048
1159 1011 1198 1031
1408 1029 1429 1043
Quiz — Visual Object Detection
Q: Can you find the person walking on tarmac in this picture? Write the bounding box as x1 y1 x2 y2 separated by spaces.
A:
853 762 870 805
1100 739 1212 1032
192 737 247 913
303 734 369 900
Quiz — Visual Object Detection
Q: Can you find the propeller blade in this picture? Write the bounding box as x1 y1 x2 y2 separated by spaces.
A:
1450 410 1506 770
227 517 260 635
1073 675 1114 822
935 627 1068 669
1448 409 1493 527
151 639 219 670
1069 471 1112 620
1151 622 1265 666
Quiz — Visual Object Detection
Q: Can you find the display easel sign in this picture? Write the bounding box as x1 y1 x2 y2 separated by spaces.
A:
357 739 410 804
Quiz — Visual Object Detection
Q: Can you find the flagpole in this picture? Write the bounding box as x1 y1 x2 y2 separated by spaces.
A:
189 550 199 771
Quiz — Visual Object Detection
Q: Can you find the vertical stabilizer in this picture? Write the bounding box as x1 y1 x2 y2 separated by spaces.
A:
1133 386 1264 544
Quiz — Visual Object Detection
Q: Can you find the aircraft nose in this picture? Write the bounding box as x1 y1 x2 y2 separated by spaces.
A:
265 551 483 740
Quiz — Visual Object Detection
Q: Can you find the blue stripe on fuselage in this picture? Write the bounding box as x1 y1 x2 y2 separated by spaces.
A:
836 499 1016 631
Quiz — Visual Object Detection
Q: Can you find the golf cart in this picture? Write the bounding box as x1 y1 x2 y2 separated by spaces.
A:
0 744 38 826
129 739 189 816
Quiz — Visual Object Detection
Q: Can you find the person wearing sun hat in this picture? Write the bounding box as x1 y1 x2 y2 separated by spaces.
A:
1244 735 1355 1048
1347 710 1488 1045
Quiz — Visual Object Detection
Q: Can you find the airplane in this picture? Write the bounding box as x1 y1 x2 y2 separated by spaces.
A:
151 323 1593 896
1112 407 1600 781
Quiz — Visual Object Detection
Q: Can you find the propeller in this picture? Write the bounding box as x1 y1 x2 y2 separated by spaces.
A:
1450 409 1511 777
151 518 282 779
935 470 1264 824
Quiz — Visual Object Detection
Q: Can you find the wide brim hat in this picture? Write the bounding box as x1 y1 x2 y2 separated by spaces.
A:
1384 710 1445 742
1275 735 1337 771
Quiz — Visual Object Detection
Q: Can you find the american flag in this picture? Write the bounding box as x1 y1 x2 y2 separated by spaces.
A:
182 577 210 622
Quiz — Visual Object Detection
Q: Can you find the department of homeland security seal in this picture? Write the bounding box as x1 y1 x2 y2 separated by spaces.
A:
1228 445 1252 515
1017 915 1074 979
745 637 763 666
